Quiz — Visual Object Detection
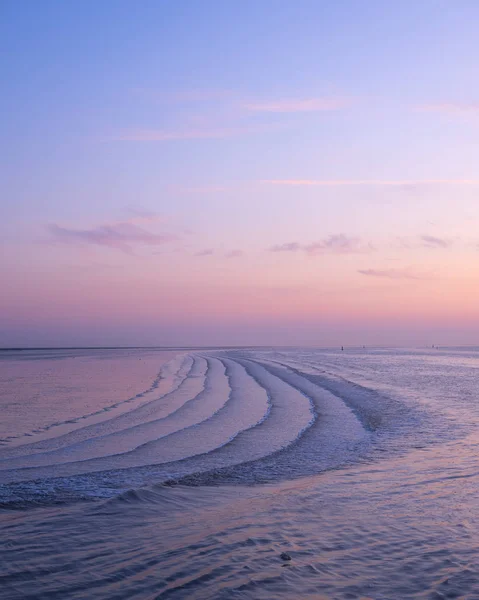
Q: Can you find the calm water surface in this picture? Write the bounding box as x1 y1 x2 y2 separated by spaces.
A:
1 346 479 599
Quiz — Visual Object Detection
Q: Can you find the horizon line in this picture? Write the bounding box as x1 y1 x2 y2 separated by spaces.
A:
0 344 471 352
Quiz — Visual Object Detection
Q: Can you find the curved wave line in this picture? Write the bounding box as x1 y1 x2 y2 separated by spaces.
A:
0 354 196 459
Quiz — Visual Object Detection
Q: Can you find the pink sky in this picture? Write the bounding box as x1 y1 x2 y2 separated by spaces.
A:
2 2 479 346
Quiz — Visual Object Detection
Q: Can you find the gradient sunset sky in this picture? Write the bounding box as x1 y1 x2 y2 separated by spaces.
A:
2 1 479 347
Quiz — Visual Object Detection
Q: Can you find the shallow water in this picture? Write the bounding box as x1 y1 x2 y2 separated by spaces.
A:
1 346 479 598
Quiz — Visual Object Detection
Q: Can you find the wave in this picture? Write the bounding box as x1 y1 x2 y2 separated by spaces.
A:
0 352 193 450
0 353 195 460
0 349 431 508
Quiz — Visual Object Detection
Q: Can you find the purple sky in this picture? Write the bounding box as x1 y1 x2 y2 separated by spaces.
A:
2 1 479 346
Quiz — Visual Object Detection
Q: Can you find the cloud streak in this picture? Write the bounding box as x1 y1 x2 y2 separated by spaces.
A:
421 235 451 248
269 242 301 253
262 179 479 186
305 235 370 255
171 185 231 195
195 248 215 256
114 124 278 142
132 88 236 103
226 249 243 258
269 235 371 255
194 248 243 258
124 207 165 225
419 103 479 114
47 222 177 253
244 97 349 113
113 92 348 144
358 268 427 280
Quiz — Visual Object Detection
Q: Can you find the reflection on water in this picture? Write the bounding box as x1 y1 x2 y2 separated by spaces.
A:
2 347 479 598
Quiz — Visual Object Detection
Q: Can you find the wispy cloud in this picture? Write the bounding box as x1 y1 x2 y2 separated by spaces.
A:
133 87 349 113
305 235 371 255
47 222 177 254
262 179 479 186
244 97 349 113
420 235 451 248
170 185 231 195
226 249 243 258
269 242 301 252
194 248 243 258
123 207 166 226
358 268 428 280
113 124 277 142
132 88 236 103
114 91 348 144
419 103 479 114
114 128 231 142
394 235 454 250
269 235 372 255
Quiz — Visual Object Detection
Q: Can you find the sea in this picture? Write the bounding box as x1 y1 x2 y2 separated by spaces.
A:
1 346 479 599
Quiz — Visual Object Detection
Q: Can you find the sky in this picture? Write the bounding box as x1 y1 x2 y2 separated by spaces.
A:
1 0 479 347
